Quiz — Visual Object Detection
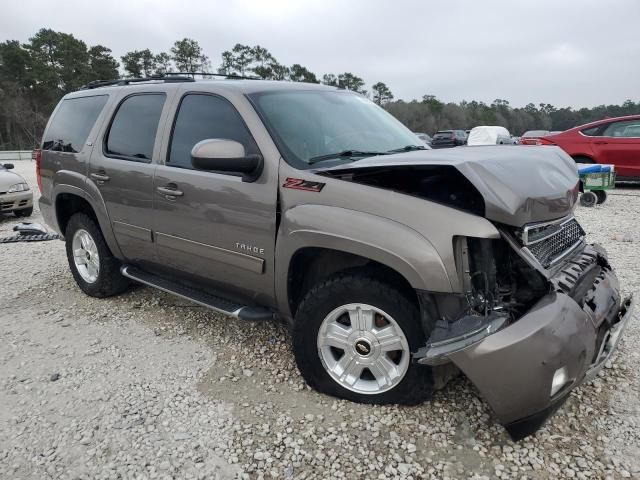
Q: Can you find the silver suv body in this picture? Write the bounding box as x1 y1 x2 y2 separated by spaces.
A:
37 78 634 440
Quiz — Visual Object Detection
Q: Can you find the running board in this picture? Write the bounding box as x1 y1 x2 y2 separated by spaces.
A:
120 265 274 321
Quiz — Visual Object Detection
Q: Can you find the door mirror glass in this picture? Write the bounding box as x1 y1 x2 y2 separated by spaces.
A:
191 139 263 181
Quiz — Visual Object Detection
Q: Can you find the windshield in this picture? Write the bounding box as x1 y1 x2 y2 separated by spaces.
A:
248 89 421 168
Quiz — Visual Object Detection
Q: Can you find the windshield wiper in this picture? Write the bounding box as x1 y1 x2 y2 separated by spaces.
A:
307 150 387 165
387 145 427 153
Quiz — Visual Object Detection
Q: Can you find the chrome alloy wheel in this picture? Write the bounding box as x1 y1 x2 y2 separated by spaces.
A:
317 303 411 394
72 228 100 283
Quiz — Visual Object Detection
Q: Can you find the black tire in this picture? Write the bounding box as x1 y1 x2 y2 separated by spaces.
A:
14 207 33 217
580 191 598 207
594 190 607 204
572 155 594 164
65 213 129 298
293 272 433 406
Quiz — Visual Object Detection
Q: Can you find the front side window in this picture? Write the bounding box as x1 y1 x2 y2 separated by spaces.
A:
168 94 258 169
248 90 420 169
106 94 166 161
581 126 601 137
602 119 640 138
43 95 108 152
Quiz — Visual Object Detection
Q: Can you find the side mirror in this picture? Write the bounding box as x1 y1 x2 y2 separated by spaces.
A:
191 139 263 182
3 163 14 169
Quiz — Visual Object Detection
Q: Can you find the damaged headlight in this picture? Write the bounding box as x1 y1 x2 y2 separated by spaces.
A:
8 182 29 193
416 313 508 365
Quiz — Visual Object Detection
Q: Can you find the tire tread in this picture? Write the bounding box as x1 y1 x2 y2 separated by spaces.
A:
293 271 433 406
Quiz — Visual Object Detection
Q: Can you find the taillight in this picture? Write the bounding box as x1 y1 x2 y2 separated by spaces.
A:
538 138 556 146
33 149 43 193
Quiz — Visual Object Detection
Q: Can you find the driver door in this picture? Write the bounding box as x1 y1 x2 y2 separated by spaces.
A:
152 91 278 305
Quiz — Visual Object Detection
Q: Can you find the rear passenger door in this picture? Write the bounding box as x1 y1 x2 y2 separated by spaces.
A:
594 119 640 177
152 91 277 305
88 91 168 264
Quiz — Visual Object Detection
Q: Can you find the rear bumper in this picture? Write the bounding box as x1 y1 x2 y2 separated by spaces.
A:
0 190 33 213
417 246 635 439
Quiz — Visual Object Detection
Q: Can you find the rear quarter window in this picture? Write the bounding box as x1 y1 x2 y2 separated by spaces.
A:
580 126 601 136
43 95 108 152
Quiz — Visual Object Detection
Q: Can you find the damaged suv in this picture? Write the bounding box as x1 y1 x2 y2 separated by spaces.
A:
37 77 634 440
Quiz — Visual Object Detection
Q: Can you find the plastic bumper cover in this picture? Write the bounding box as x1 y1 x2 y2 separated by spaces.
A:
0 190 33 212
416 251 634 440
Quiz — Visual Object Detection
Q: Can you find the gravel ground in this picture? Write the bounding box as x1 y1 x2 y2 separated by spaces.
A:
1 161 638 480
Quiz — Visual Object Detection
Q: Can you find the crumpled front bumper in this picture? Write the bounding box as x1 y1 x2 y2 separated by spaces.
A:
418 244 635 440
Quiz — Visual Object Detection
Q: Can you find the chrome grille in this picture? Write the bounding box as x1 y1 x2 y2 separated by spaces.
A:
521 217 585 268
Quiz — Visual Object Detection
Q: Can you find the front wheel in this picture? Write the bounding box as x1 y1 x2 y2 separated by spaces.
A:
65 213 129 298
580 191 598 207
293 272 433 405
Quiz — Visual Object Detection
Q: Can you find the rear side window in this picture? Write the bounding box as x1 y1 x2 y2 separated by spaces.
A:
168 94 258 169
43 95 108 152
434 131 451 138
106 94 166 161
580 126 601 136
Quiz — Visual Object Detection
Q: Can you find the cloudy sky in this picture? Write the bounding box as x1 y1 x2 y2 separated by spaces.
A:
2 0 639 107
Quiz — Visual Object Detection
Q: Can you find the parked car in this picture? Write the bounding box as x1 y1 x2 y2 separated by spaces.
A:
467 126 514 146
520 130 550 145
431 129 467 148
36 77 633 440
0 162 33 217
413 132 432 147
540 115 640 179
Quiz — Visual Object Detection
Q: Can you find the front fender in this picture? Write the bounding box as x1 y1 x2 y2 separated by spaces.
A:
275 204 452 319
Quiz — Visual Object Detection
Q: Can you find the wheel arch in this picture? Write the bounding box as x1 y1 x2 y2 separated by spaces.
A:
275 205 453 323
286 247 419 319
53 185 123 259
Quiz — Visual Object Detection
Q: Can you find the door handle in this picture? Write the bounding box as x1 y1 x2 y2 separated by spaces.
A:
90 172 110 183
593 140 608 145
157 185 184 198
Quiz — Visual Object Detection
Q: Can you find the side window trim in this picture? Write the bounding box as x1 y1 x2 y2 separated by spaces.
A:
165 91 261 170
102 92 167 163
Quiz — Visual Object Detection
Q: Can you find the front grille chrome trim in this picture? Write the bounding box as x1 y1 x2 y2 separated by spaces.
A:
516 215 586 270
521 214 576 246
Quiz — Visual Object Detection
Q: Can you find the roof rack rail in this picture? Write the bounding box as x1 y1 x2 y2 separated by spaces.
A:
80 72 261 90
163 71 262 80
80 75 195 90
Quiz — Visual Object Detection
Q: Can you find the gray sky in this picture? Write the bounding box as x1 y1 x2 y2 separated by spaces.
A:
3 0 639 107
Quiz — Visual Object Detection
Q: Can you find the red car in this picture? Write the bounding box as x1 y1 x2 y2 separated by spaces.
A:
519 130 550 145
540 115 640 179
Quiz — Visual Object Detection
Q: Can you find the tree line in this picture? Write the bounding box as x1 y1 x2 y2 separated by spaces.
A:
1 28 638 149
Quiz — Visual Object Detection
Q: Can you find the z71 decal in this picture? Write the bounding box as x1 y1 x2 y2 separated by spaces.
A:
282 178 325 192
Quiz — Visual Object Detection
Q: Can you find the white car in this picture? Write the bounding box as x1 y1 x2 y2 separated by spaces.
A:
0 163 33 217
467 126 515 146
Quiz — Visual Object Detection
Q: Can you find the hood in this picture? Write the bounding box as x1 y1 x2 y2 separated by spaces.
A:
318 146 579 227
0 170 26 192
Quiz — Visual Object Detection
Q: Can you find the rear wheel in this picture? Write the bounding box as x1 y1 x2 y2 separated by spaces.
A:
594 190 607 204
65 213 129 297
293 272 433 405
572 155 594 164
